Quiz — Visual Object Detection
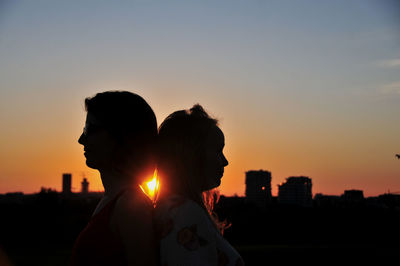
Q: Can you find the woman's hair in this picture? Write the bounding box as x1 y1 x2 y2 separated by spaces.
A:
84 91 157 183
157 104 217 195
157 104 229 233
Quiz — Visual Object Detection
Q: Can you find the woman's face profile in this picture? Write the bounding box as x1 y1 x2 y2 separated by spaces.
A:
78 113 117 170
202 125 229 190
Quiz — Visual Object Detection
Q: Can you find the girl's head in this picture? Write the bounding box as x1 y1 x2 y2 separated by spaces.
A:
157 104 228 197
78 91 157 183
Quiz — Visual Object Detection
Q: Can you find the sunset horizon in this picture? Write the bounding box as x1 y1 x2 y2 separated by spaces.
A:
2 162 399 198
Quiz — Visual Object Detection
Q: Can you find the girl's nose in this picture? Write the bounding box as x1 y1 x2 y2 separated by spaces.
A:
222 154 229 167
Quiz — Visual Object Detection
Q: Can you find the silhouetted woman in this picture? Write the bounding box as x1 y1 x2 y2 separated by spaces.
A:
155 104 244 266
71 91 158 266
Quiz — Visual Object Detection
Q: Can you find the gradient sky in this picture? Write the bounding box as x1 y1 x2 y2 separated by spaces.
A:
0 0 399 197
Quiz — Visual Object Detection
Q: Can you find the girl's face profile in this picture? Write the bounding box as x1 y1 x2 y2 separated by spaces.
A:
78 113 117 170
202 125 229 191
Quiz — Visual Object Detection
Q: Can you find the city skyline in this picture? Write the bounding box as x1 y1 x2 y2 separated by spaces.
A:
1 1 399 197
3 169 399 199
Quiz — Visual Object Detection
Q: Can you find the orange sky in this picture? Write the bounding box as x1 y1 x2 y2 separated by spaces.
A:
0 91 398 197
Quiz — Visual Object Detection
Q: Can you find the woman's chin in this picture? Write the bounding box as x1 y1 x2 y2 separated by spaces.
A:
203 179 221 191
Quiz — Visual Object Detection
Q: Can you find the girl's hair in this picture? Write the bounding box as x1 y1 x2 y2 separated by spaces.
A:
84 90 157 183
157 104 230 233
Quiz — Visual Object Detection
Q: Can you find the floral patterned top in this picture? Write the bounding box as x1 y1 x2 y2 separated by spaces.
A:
154 195 244 266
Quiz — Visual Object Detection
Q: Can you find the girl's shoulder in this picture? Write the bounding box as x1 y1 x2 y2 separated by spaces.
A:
154 195 217 251
154 195 213 233
155 195 204 217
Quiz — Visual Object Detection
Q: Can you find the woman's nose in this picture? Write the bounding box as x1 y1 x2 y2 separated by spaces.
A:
222 154 229 167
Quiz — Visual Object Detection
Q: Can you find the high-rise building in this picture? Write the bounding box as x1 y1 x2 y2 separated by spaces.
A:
245 170 272 208
62 173 72 194
343 190 364 202
81 178 89 194
278 176 312 207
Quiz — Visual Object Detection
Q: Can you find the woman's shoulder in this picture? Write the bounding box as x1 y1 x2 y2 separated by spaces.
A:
154 195 214 234
154 195 216 246
155 195 205 219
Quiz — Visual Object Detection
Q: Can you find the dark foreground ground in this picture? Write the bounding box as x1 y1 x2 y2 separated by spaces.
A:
1 192 399 265
3 243 399 266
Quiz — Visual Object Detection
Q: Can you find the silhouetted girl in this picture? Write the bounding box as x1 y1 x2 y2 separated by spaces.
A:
155 104 244 266
71 91 158 266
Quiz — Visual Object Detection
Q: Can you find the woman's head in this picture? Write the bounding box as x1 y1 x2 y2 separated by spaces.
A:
78 91 157 182
157 104 228 196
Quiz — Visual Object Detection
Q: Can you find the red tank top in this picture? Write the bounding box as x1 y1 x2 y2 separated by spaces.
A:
70 191 127 266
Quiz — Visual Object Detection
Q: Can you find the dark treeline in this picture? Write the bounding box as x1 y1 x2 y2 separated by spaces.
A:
1 192 400 265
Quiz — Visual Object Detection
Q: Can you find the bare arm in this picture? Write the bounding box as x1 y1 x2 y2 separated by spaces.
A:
111 190 157 266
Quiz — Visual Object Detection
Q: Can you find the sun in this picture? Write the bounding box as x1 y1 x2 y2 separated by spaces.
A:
139 170 159 203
